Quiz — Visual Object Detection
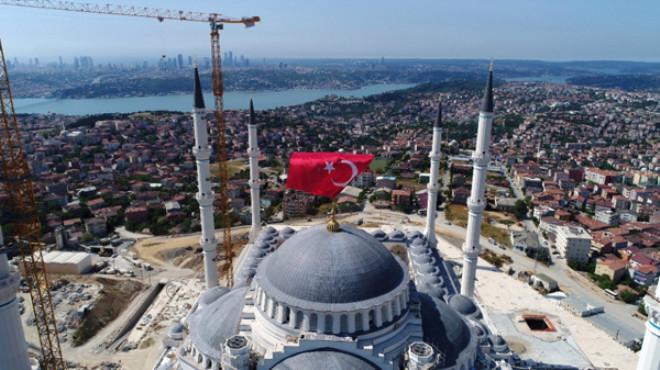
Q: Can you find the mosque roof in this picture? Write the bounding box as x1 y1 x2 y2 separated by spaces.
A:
271 350 378 370
188 286 247 359
258 224 405 305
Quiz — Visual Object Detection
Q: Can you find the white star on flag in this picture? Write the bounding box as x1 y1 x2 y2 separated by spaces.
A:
324 161 335 174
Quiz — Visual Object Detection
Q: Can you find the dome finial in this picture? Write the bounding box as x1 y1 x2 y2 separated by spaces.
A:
327 201 341 232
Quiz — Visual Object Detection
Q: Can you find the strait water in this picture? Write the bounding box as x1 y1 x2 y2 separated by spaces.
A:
12 83 414 115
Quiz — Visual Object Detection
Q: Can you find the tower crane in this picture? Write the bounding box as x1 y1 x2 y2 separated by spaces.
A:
0 2 258 368
0 39 65 370
1 0 259 285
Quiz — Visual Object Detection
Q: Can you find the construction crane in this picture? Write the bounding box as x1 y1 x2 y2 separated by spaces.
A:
0 0 259 288
0 1 258 368
0 40 66 370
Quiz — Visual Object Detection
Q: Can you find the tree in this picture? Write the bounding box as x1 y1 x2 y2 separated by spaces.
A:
513 200 528 220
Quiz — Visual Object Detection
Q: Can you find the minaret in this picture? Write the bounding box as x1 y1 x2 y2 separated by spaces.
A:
637 283 660 370
192 68 219 289
247 99 262 241
424 102 442 246
0 227 32 370
460 64 495 298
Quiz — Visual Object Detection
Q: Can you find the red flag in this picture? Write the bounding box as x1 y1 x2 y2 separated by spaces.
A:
286 152 374 198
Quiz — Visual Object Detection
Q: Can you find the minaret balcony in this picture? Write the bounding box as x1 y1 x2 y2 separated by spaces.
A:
193 146 212 160
197 192 215 206
467 197 486 212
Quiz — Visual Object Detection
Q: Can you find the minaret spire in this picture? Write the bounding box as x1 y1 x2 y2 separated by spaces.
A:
247 99 262 241
460 64 496 298
425 100 442 246
191 68 218 289
481 61 494 113
193 67 206 109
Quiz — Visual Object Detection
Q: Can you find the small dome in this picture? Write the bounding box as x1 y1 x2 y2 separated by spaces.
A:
258 224 405 304
418 263 438 274
168 323 184 336
413 253 432 264
388 230 406 241
250 247 266 258
449 294 478 316
411 237 426 247
371 230 387 242
423 284 445 298
279 227 295 238
264 226 278 235
410 242 430 256
407 230 424 240
422 274 442 286
491 335 506 346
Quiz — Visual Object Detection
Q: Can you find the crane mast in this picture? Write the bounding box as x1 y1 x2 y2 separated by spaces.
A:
0 40 66 370
210 23 234 287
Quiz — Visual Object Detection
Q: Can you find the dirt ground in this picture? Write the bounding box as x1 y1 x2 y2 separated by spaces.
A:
72 278 145 346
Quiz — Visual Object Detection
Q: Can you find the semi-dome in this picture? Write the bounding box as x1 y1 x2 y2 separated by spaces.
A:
257 224 405 304
189 287 247 360
449 294 478 316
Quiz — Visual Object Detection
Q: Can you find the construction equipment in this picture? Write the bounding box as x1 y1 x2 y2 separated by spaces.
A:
0 0 260 289
0 40 66 370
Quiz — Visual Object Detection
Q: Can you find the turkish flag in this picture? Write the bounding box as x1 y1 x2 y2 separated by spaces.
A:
286 152 374 198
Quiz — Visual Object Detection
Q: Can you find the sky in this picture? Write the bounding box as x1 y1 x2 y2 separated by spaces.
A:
0 0 658 62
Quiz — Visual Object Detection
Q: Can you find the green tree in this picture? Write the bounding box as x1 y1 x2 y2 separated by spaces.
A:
513 200 528 220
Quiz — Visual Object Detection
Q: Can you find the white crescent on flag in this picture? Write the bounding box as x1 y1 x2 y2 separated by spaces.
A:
331 159 358 187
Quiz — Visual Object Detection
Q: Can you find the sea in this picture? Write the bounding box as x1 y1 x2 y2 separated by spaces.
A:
12 84 414 115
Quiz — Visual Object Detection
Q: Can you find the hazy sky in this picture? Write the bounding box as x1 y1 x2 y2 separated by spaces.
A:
0 0 658 62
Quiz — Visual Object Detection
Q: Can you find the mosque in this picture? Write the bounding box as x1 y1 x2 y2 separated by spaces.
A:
156 66 521 370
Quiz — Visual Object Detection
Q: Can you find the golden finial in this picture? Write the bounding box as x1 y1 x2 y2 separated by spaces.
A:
327 201 341 232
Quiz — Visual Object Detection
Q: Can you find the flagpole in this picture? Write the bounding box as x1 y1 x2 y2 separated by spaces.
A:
327 200 340 232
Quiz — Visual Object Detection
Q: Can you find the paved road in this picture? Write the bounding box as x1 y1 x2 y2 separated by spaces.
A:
490 167 644 343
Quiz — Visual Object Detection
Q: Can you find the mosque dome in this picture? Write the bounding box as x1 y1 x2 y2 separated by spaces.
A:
271 350 378 370
257 224 405 304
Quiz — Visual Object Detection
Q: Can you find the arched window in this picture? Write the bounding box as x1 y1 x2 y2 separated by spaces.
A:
324 315 334 334
309 313 318 331
295 310 304 328
340 314 349 334
355 312 364 332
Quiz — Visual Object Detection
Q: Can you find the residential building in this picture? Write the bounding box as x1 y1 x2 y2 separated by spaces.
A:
557 226 592 264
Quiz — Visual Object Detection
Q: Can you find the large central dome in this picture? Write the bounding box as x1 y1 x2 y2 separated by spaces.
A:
258 224 405 304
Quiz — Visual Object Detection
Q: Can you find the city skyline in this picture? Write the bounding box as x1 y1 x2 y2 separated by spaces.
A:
0 0 659 61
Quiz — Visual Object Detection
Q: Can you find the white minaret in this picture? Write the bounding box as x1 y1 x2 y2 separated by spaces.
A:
424 103 442 247
0 227 32 370
247 99 262 241
460 64 495 298
192 68 219 289
637 283 660 370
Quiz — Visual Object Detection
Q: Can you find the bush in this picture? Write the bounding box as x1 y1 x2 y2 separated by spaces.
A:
619 290 638 304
